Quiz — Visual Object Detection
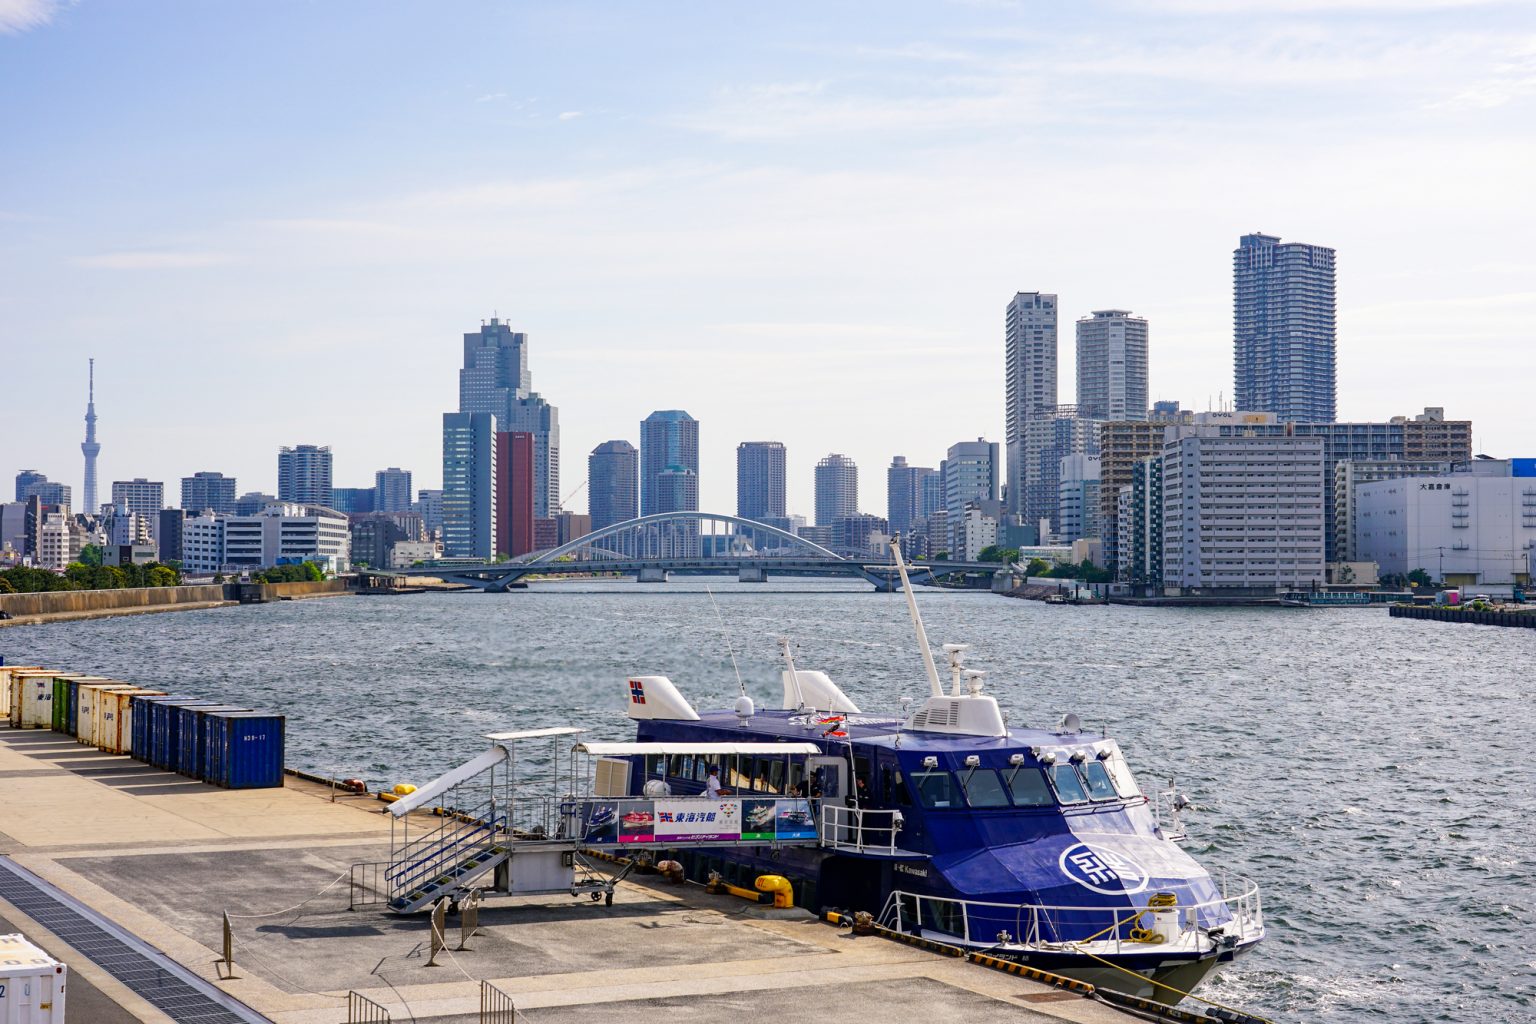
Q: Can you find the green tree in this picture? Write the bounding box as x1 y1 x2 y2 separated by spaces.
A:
1407 568 1434 588
1025 558 1050 578
977 545 1021 564
79 544 104 567
0 576 14 594
146 565 179 587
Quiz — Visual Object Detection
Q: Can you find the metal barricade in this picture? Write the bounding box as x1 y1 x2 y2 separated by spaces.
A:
348 991 392 1023
480 978 517 1023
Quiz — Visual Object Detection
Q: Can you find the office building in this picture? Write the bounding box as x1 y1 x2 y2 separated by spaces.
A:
835 513 889 558
413 489 445 537
349 513 416 571
181 514 225 573
887 457 937 539
110 478 164 519
1353 459 1536 591
1022 411 1099 533
588 440 639 533
555 511 592 546
80 358 101 515
641 411 699 516
459 318 560 517
331 488 375 514
158 508 185 564
940 439 999 553
737 442 787 526
235 492 278 516
958 505 1000 562
441 412 498 560
277 445 334 507
496 431 535 559
1005 291 1058 516
1233 232 1337 423
374 468 413 513
814 454 858 527
1162 431 1326 592
19 476 70 509
1057 454 1103 543
180 471 236 515
14 470 47 502
220 503 351 573
1076 310 1148 421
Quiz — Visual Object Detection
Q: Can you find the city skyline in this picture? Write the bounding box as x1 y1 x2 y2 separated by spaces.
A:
3 3 1532 518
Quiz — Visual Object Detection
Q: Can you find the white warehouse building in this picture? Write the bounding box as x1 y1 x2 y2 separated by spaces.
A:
1353 459 1536 593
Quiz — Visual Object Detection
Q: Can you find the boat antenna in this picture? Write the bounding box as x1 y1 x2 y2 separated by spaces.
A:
704 583 747 698
890 534 944 698
777 636 807 709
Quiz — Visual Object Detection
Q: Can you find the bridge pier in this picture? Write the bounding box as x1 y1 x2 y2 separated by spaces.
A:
637 567 668 583
738 566 767 583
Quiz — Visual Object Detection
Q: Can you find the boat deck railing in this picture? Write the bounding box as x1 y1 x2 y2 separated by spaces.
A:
819 804 908 855
878 876 1264 954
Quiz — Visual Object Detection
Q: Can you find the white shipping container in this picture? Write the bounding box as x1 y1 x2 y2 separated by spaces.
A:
97 688 161 754
2 669 46 729
73 682 124 746
0 932 67 1024
15 674 56 730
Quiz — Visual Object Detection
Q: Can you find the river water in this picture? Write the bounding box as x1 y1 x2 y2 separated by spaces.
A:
7 582 1534 1022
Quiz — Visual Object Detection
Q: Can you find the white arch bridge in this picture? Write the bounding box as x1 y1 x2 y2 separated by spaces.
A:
396 511 1002 592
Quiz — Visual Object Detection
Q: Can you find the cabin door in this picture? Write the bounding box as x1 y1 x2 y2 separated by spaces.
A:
807 755 849 843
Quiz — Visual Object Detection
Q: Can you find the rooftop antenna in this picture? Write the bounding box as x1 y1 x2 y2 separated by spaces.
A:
891 534 944 698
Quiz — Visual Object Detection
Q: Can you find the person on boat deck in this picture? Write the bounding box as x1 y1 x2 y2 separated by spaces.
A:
705 764 726 798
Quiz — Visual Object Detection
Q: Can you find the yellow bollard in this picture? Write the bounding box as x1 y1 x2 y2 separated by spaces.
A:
754 875 795 909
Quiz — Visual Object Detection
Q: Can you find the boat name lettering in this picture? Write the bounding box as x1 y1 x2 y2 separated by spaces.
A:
893 864 929 878
1058 842 1149 895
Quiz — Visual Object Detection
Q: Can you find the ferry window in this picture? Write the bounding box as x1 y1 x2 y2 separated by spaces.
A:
1049 764 1089 804
912 771 957 809
768 760 785 794
729 756 750 790
645 754 665 777
755 758 773 792
678 755 693 780
788 761 805 795
693 758 710 783
1081 761 1118 801
1104 750 1142 799
882 765 912 806
1006 768 1054 807
960 769 1009 808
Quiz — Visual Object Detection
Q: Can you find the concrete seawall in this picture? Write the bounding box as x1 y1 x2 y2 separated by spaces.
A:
1389 603 1536 629
0 579 352 627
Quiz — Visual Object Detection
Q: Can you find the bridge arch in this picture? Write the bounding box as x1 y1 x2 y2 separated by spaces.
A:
524 511 845 564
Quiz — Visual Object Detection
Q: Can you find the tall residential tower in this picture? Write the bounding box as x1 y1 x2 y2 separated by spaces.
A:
640 411 699 516
736 441 787 527
1076 310 1148 421
1005 292 1059 517
1233 233 1337 423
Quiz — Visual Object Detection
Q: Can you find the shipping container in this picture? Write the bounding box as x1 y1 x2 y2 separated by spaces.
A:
51 676 110 736
0 667 43 727
0 932 67 1023
203 711 286 789
49 678 67 733
97 687 164 755
74 682 133 747
176 704 249 779
150 700 222 770
130 694 194 764
14 671 59 729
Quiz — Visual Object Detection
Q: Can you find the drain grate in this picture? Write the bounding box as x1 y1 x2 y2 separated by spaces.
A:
0 858 269 1023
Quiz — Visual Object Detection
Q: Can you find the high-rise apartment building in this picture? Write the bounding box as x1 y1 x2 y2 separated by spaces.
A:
1076 310 1148 421
180 471 236 515
886 456 936 538
277 445 334 507
14 470 48 502
110 478 164 519
814 454 858 527
458 318 560 518
1116 456 1164 588
1057 454 1103 542
495 431 534 558
640 411 699 516
413 489 445 537
1162 431 1326 591
1022 410 1099 532
1233 233 1337 423
736 442 787 526
588 440 639 533
1005 292 1058 516
941 439 1000 556
441 412 497 559
17 475 70 510
374 468 413 513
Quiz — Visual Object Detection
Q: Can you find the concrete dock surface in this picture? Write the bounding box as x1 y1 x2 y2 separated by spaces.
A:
0 723 1139 1024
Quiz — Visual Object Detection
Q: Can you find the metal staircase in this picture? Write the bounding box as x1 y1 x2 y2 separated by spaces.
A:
387 799 511 913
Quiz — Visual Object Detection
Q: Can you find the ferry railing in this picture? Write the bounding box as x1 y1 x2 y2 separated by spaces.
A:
878 877 1263 954
818 804 903 854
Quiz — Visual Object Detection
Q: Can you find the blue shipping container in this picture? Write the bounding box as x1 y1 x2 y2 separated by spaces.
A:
151 700 221 770
203 712 286 789
176 704 248 778
130 694 193 763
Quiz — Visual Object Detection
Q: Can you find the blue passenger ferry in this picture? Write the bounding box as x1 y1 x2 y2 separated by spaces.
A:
610 541 1265 1002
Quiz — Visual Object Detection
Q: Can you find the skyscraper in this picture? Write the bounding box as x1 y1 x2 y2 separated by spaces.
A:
736 442 787 525
80 358 100 514
640 411 699 516
180 471 237 515
1005 292 1058 516
374 468 414 513
1234 233 1337 423
14 470 47 502
495 431 534 558
588 440 639 532
941 439 1000 553
1076 310 1149 421
441 412 497 559
886 456 936 538
814 454 858 527
1022 410 1099 533
459 318 561 517
277 445 334 507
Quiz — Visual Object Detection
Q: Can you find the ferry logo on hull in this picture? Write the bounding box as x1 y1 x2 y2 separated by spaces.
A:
1059 842 1149 895
629 679 646 704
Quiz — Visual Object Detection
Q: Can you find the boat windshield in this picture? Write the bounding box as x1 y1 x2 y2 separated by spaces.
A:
1049 764 1089 804
911 771 958 808
1005 767 1054 807
959 768 1009 808
1081 760 1118 801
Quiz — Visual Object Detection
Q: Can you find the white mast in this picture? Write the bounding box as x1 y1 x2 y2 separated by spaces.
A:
891 535 944 698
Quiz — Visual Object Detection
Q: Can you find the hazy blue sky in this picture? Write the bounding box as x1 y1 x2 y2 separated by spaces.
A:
3 0 1532 516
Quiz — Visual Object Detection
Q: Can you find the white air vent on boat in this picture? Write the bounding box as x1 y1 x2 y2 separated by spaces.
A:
780 670 861 713
903 695 1007 737
624 675 701 721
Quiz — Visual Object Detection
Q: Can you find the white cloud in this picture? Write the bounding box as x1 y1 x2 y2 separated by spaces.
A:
0 0 58 34
558 110 584 120
73 250 233 270
475 92 507 103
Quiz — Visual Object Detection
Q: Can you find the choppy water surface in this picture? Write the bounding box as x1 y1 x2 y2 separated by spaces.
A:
10 582 1535 1022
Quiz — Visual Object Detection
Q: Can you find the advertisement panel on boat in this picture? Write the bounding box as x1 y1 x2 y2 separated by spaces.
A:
655 799 741 842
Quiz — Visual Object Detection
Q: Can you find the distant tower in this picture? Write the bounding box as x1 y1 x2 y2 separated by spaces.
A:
81 358 101 513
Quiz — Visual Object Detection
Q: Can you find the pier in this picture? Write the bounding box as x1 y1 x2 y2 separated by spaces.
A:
1388 603 1536 629
0 722 1144 1024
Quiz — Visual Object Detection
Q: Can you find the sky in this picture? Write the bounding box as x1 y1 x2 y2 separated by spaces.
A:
2 0 1533 518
